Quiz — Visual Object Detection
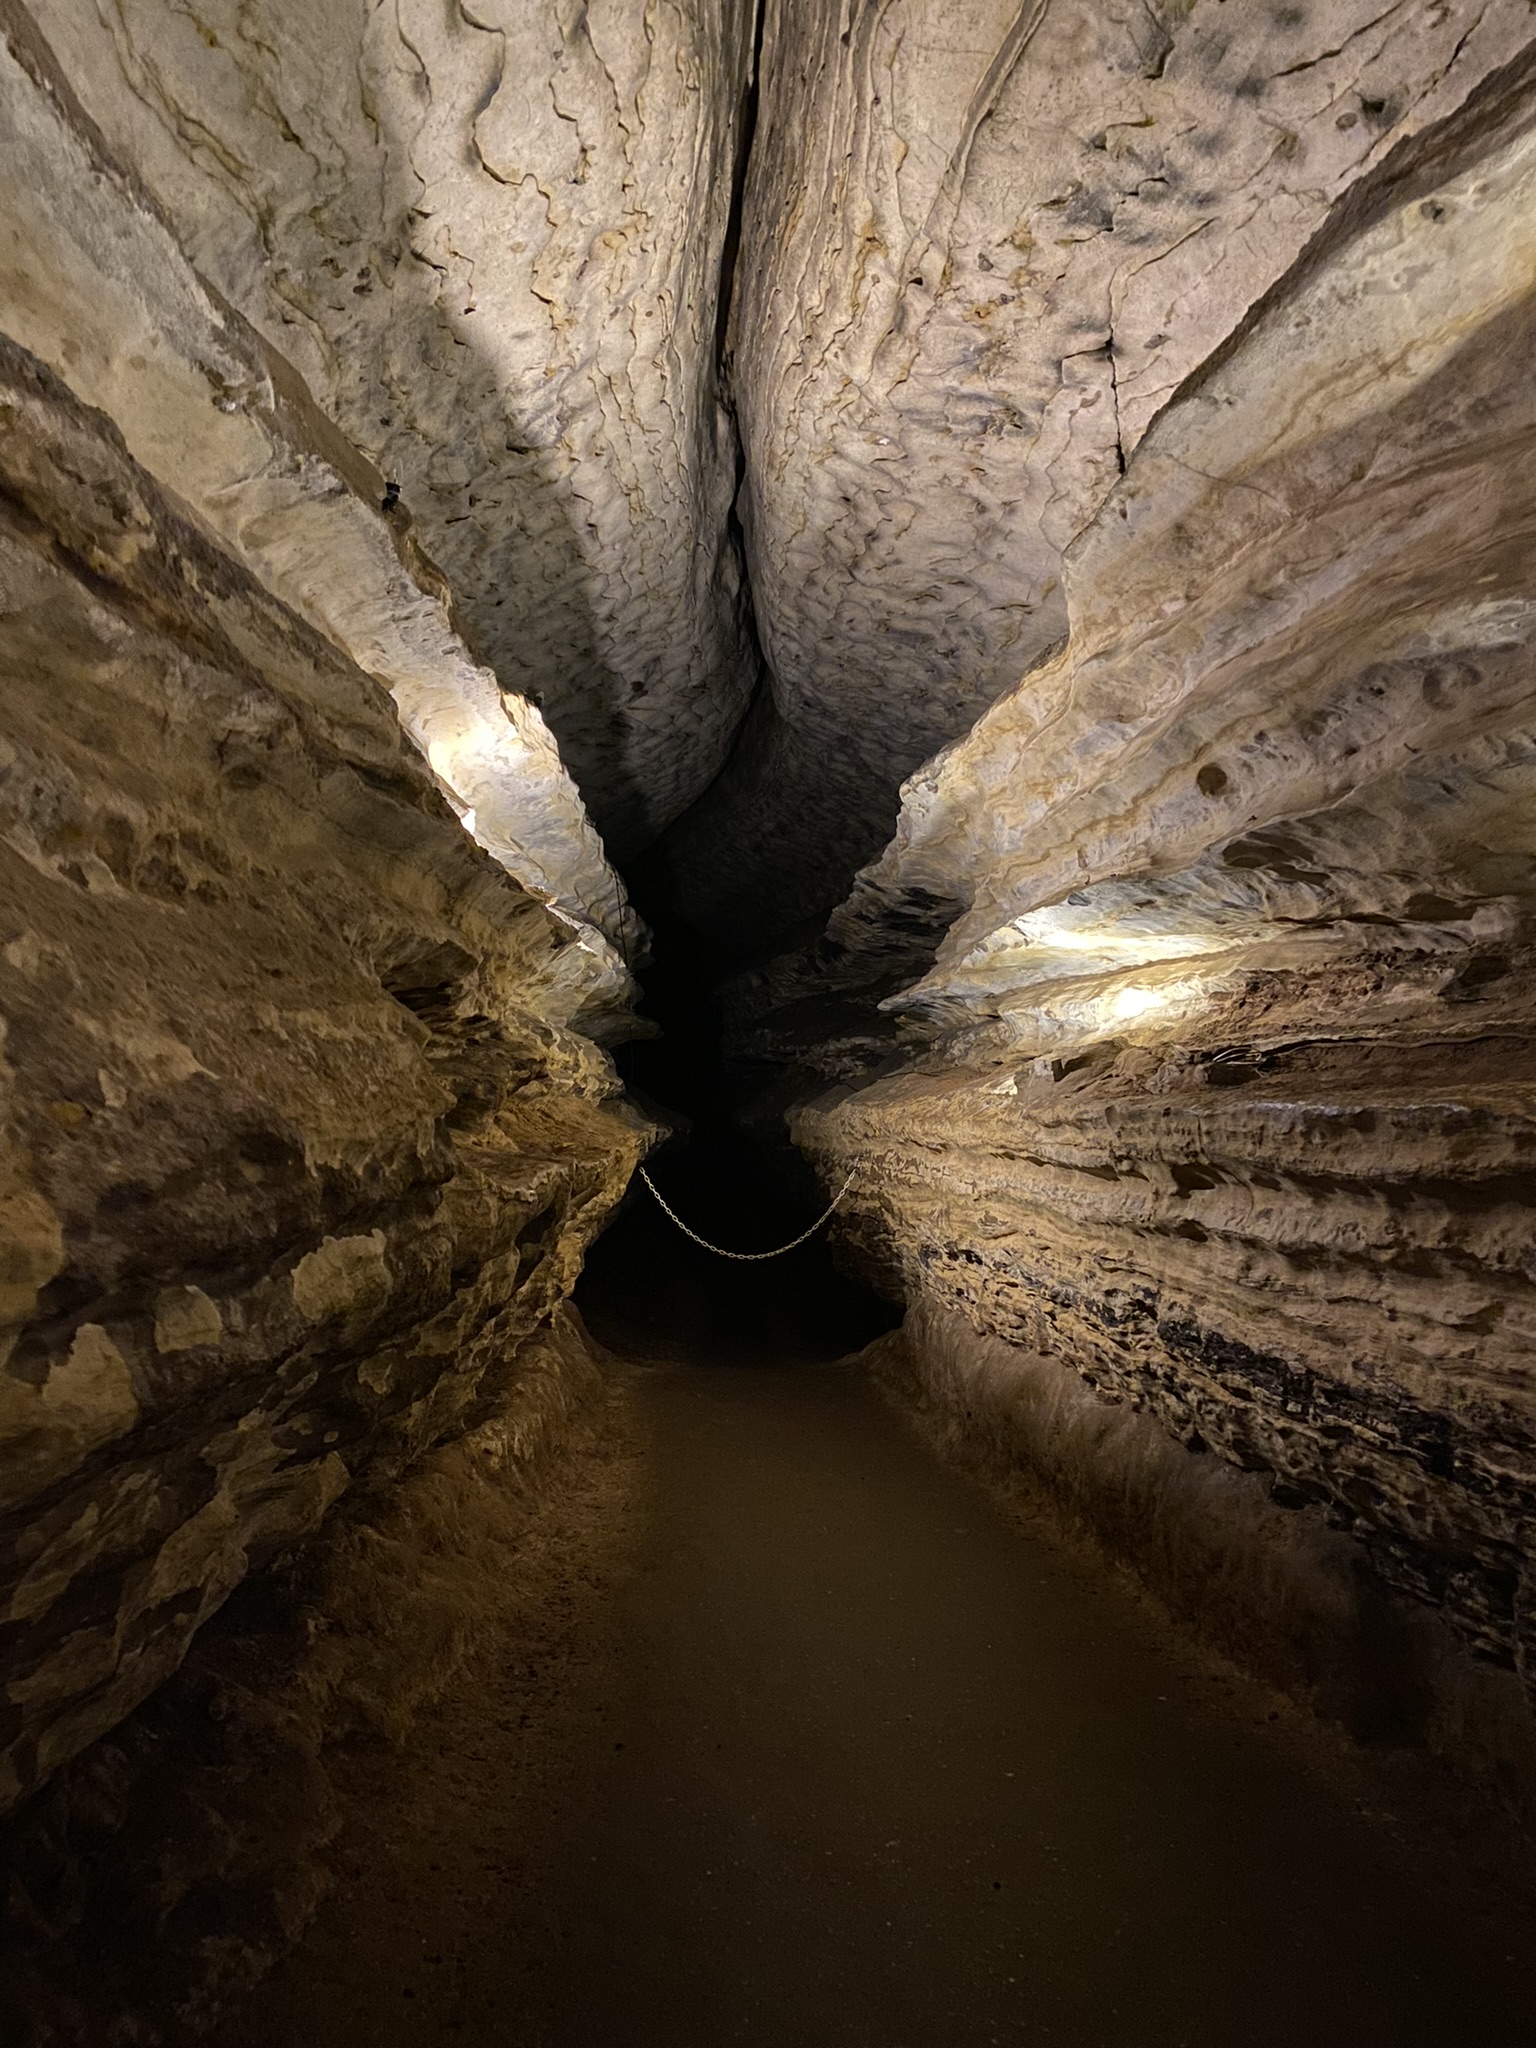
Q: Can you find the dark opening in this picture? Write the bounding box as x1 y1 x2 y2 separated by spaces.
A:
576 908 899 1365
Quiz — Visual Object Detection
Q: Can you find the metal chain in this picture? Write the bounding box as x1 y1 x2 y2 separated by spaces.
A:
638 1163 858 1261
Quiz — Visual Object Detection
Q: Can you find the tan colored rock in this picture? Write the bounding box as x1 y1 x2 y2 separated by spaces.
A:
794 56 1536 1720
291 1234 392 1324
4 0 1534 1838
0 327 649 1813
40 1327 138 1429
0 1 641 991
803 1040 1536 1675
0 1171 62 1343
1 1323 141 1512
152 1286 224 1354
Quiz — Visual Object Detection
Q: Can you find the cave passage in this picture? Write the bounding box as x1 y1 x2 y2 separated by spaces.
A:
578 908 900 1364
209 1207 1535 2048
5 8 1536 2043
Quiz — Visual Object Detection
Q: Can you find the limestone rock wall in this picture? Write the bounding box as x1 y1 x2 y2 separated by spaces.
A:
794 53 1536 1740
0 0 642 984
804 1040 1536 1694
660 0 1536 946
7 0 1535 1829
0 331 647 1815
32 0 758 858
802 42 1536 1060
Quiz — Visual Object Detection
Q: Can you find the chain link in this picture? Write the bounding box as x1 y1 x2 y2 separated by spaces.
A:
638 1163 858 1261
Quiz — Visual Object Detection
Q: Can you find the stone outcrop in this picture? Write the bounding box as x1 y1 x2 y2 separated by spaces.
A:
0 0 640 980
0 329 647 1814
657 0 1536 946
30 0 759 859
793 51 1536 1765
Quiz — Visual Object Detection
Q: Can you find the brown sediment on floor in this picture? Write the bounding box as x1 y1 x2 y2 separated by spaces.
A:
199 1316 1536 2047
0 1311 646 2048
859 1310 1536 1910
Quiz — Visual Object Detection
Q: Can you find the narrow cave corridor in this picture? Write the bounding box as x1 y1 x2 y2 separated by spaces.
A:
209 1298 1535 2048
4 3 1536 2043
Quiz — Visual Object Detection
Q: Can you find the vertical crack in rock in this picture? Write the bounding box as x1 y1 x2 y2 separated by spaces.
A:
706 0 773 850
649 0 1536 954
715 0 768 381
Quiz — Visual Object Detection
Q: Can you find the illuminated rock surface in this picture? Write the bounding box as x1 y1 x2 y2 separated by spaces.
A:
657 0 1536 940
0 7 639 966
0 328 645 1814
29 0 758 858
793 58 1536 1734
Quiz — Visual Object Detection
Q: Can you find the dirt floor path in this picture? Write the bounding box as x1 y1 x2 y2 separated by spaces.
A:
213 1331 1536 2048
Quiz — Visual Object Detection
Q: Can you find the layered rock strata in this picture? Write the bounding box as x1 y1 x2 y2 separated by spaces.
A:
31 0 759 856
0 333 647 1814
794 55 1536 1755
6 0 1535 1844
659 0 1536 946
807 1045 1536 1707
2 1305 621 2040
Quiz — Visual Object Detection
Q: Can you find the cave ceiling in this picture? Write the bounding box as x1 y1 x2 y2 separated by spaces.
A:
31 0 1536 963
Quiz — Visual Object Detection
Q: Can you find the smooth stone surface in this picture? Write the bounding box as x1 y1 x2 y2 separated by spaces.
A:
215 1339 1536 2048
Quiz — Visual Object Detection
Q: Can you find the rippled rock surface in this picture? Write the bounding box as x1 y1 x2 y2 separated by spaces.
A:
659 0 1535 942
793 53 1536 1777
32 0 759 856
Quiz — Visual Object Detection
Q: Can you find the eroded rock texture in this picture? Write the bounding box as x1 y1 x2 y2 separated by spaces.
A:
659 0 1536 945
793 56 1536 1746
0 0 642 974
32 0 758 858
0 333 646 1814
34 0 1532 950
